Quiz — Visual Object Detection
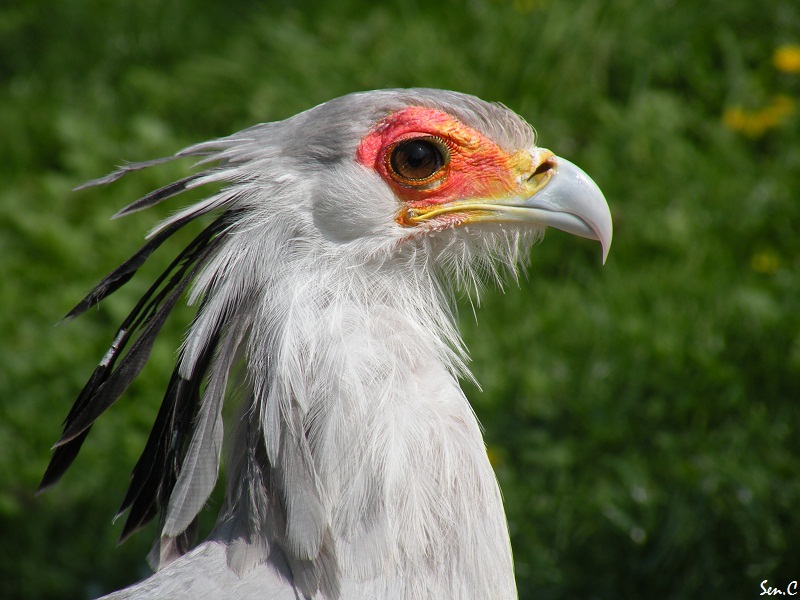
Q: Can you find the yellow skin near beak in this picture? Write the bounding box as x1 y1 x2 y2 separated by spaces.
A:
401 150 613 263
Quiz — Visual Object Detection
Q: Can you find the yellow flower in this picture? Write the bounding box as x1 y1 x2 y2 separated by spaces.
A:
486 445 502 467
773 45 800 74
762 95 795 124
750 250 779 275
722 107 748 132
722 96 795 138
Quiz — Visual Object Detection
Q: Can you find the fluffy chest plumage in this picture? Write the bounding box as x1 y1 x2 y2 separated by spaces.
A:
240 260 517 598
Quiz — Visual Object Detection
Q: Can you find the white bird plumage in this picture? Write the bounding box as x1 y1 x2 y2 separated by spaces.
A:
40 89 612 599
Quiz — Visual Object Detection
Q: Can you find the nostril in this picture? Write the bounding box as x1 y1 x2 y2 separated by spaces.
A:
531 155 556 178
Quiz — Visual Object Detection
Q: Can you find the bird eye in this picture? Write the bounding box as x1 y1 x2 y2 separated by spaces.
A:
388 137 448 183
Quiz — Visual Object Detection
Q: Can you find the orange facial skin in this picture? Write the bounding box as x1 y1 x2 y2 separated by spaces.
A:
356 107 539 228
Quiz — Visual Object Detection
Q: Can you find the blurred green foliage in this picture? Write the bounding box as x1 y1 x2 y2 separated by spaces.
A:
2 0 799 598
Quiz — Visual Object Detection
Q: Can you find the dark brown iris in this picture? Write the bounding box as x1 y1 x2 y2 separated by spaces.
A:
388 138 447 182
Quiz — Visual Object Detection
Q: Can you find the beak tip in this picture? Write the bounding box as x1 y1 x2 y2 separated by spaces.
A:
597 218 613 265
551 157 612 264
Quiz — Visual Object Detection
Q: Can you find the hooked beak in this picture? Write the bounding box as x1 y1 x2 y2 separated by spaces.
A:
518 156 613 263
402 153 613 263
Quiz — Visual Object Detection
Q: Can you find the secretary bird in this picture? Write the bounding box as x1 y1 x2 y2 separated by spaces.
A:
40 88 612 599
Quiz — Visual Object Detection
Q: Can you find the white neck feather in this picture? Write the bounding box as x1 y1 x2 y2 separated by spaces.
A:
227 232 516 598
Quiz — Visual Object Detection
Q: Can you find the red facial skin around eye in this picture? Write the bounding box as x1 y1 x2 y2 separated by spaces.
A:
356 107 523 210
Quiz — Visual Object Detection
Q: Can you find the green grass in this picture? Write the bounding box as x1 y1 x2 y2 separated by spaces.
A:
2 1 799 598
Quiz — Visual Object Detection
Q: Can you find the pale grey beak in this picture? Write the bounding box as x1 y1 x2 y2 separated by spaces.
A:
523 157 613 263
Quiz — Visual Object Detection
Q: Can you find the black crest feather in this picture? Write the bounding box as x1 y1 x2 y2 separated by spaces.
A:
38 213 232 492
38 156 237 506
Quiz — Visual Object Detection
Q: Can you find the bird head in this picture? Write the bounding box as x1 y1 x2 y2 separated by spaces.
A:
251 89 612 282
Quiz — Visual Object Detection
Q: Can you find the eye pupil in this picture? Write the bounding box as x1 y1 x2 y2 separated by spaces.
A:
389 139 445 181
